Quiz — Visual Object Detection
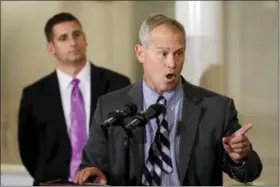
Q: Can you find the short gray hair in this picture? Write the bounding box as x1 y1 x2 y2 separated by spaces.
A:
139 13 186 48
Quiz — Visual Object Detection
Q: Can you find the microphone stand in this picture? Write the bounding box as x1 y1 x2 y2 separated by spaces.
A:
122 125 133 186
101 120 132 185
121 114 145 186
103 112 148 185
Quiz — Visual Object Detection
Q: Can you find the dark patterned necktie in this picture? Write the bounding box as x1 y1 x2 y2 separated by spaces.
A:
142 96 173 186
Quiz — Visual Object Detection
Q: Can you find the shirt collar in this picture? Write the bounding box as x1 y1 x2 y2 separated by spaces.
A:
142 76 183 106
56 61 91 90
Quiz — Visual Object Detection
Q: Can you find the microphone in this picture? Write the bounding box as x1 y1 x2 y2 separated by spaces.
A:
101 103 138 128
125 103 165 130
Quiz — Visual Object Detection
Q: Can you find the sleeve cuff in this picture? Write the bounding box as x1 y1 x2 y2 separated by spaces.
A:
227 154 248 168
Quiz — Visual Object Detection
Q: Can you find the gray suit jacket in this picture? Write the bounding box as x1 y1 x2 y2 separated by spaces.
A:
80 78 262 185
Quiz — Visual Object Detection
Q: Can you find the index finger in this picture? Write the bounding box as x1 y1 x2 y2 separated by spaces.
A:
75 170 83 184
93 169 107 184
77 169 89 185
98 172 107 184
234 123 253 136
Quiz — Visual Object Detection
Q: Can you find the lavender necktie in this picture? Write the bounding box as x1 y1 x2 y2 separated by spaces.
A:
69 78 87 181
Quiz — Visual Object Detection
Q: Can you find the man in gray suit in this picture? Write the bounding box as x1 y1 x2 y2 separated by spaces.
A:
75 13 262 186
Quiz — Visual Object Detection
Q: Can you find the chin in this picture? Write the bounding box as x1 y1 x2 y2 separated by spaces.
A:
159 85 175 93
70 57 85 63
165 82 179 91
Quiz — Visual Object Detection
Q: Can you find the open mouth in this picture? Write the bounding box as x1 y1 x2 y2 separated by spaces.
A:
166 73 175 80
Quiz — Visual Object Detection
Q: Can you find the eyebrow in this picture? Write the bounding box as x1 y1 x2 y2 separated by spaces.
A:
156 46 170 50
155 46 185 52
57 29 83 38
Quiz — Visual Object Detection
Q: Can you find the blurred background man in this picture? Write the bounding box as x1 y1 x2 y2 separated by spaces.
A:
17 12 130 185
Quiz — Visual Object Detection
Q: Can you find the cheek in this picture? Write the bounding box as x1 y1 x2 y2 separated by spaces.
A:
175 60 184 70
79 40 87 49
146 63 164 82
56 44 67 53
178 61 184 69
143 55 165 80
54 48 67 58
54 48 61 55
145 60 159 73
145 56 162 71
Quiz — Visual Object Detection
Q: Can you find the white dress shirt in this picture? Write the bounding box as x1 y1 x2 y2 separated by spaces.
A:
56 62 91 136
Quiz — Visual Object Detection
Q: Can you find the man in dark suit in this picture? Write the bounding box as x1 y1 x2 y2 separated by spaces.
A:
75 13 262 185
18 12 130 185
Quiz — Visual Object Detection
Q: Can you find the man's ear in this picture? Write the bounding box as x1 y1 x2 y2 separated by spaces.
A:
47 42 55 55
135 44 145 64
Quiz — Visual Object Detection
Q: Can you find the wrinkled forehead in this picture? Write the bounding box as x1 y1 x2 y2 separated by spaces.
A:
148 24 186 50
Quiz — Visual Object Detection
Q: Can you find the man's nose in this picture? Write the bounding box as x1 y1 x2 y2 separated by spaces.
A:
69 37 77 47
166 56 176 68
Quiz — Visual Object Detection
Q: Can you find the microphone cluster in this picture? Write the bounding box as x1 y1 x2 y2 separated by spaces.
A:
100 103 165 130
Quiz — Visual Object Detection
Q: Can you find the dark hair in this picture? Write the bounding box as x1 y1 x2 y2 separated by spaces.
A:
44 12 81 42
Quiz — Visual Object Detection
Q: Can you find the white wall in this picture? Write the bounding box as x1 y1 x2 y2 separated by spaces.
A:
1 1 61 164
176 1 278 185
224 1 278 117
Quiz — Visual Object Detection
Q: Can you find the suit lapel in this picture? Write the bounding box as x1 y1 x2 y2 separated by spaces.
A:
46 71 69 136
127 80 145 185
178 81 203 184
89 64 105 126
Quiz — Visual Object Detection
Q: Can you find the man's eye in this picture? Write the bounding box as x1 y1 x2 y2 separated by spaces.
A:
175 51 183 56
59 36 67 41
73 31 82 37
